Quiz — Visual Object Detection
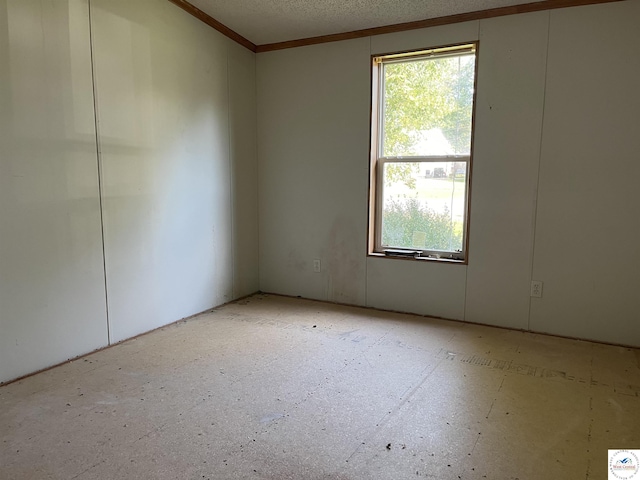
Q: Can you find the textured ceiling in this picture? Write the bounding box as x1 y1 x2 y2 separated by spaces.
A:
187 0 547 45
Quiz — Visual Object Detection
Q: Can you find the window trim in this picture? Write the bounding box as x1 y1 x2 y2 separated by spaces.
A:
367 42 479 264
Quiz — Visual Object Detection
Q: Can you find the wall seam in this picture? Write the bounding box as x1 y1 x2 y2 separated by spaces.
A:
527 11 552 331
226 42 236 300
255 53 263 292
253 51 260 294
364 35 372 309
87 0 111 345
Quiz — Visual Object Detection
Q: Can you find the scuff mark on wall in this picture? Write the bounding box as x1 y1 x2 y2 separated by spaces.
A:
325 216 363 305
287 248 307 273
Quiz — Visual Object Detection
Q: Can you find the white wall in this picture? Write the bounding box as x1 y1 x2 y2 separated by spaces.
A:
229 40 260 299
257 38 371 305
464 12 549 331
530 0 640 344
257 0 640 347
0 0 258 383
0 0 107 384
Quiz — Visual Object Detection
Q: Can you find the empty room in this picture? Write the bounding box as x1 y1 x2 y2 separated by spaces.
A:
1 0 639 479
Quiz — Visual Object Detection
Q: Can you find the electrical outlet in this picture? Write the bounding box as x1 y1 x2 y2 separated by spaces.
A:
531 280 543 298
313 259 321 273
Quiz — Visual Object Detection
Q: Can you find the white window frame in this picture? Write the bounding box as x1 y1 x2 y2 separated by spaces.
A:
368 43 478 263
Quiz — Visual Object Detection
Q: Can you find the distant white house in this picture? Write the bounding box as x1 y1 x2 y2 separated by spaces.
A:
410 129 459 177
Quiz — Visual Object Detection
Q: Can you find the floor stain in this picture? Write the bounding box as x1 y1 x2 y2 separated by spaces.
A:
259 413 285 424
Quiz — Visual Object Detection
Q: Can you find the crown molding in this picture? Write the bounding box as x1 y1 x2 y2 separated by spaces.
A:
169 0 623 54
168 0 257 52
256 0 623 52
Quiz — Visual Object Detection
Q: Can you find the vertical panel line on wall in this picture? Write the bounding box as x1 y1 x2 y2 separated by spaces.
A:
87 0 111 344
527 11 552 331
364 35 372 307
253 48 260 289
226 45 235 298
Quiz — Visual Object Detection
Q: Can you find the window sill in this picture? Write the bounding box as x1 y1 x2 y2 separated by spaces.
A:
367 252 467 265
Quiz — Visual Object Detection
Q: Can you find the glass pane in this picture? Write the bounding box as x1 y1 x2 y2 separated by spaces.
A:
382 53 475 157
381 162 466 252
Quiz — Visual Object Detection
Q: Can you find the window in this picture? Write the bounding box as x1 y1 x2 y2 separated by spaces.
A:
368 43 477 262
